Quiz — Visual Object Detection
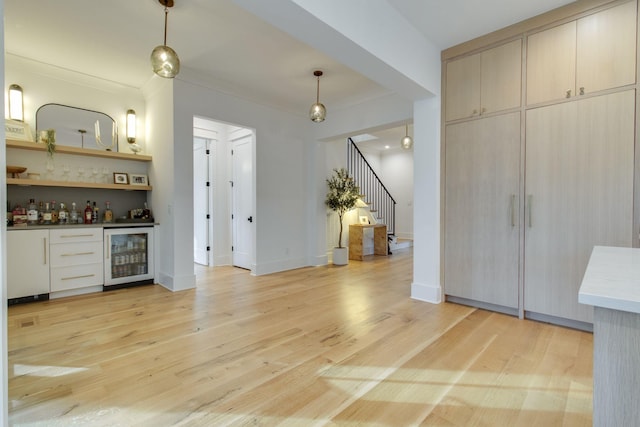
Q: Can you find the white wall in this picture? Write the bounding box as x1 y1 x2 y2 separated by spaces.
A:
380 149 414 240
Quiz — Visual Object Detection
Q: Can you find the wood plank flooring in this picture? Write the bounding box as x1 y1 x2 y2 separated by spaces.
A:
7 248 593 426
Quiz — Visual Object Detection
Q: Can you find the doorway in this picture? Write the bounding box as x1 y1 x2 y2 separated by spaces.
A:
193 117 255 272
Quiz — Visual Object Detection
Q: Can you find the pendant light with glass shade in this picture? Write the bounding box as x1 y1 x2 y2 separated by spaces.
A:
400 123 413 150
150 0 180 78
309 70 326 122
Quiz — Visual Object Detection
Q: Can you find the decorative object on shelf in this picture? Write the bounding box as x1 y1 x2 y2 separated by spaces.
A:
45 129 56 157
94 119 116 151
150 0 180 78
309 70 326 122
113 172 129 185
325 168 360 265
6 165 27 178
5 119 33 141
129 174 149 186
36 103 118 151
8 84 24 121
400 123 413 150
359 215 369 225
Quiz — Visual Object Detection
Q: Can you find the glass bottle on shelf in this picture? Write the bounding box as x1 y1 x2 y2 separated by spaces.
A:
104 201 113 223
84 200 93 224
38 201 44 224
50 200 59 224
92 201 99 224
27 199 38 225
59 202 68 225
70 202 78 224
43 202 52 225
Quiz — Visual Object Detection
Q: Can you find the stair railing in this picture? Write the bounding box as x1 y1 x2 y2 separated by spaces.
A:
347 138 396 236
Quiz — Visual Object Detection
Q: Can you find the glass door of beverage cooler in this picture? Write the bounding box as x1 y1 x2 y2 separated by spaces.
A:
104 227 154 287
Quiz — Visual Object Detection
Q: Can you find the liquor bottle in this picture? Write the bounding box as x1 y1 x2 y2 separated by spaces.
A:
38 201 45 224
84 200 93 224
59 202 68 225
50 200 59 224
27 198 38 225
92 201 99 223
70 202 78 224
103 201 113 223
43 202 52 225
142 202 151 220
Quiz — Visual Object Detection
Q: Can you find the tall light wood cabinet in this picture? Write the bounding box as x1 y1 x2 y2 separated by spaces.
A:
524 90 635 323
444 113 520 309
527 0 636 105
445 39 522 121
443 0 638 326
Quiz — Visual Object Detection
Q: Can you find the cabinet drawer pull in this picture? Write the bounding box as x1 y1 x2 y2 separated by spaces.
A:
566 89 572 98
60 234 95 238
61 252 95 257
579 87 585 95
44 237 47 265
61 274 95 281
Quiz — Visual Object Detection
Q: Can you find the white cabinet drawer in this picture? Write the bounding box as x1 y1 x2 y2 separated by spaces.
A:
50 228 102 244
50 263 103 292
50 241 103 267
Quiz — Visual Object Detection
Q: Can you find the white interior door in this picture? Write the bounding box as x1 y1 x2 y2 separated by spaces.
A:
232 134 253 270
193 137 210 266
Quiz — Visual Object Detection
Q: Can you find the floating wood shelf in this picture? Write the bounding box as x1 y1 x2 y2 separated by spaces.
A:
6 178 151 191
6 139 152 162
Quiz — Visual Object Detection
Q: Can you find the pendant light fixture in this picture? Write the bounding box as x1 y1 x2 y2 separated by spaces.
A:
400 123 413 150
150 0 180 78
309 70 326 123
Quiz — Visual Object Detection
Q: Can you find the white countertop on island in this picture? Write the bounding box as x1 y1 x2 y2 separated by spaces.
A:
579 246 640 314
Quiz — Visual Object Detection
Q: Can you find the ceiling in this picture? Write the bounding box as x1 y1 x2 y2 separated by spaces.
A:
4 0 575 152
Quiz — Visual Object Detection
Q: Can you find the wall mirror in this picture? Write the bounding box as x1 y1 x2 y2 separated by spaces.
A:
36 103 118 151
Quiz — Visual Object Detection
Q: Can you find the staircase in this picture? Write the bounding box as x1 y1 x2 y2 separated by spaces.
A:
347 137 397 239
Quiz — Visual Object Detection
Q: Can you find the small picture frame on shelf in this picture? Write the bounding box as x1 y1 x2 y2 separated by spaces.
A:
359 216 369 225
113 172 129 185
129 173 148 186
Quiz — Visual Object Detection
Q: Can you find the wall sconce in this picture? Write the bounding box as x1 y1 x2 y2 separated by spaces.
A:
126 109 136 143
150 0 180 78
400 123 413 150
8 84 24 121
309 70 326 122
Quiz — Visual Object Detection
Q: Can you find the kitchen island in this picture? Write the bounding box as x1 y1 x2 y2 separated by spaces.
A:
578 246 640 427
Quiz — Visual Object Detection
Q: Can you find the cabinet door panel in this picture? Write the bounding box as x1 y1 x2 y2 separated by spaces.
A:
481 39 522 114
524 91 634 323
446 53 481 121
577 1 637 94
7 230 50 299
526 21 576 105
444 112 520 308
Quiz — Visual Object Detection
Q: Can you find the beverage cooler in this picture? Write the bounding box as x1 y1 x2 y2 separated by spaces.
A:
104 227 154 287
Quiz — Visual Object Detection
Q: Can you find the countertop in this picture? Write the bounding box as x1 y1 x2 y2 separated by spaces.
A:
578 246 640 314
7 222 156 230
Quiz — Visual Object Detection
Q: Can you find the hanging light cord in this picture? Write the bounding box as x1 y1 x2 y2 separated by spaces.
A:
163 6 169 46
316 76 321 103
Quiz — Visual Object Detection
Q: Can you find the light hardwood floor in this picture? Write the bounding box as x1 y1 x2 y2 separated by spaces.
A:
8 248 593 426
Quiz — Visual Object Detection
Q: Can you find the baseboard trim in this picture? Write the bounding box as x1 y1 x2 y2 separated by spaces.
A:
411 281 442 304
446 295 518 317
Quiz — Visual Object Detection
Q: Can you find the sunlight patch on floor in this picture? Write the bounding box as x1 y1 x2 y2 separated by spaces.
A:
12 364 89 378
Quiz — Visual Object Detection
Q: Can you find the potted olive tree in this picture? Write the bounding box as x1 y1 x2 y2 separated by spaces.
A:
325 168 360 265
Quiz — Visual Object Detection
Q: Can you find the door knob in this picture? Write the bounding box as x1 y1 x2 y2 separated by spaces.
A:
247 216 253 223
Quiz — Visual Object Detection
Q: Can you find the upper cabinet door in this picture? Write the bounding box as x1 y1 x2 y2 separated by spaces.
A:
480 39 522 115
445 40 521 122
445 53 481 121
527 1 637 105
526 21 577 105
576 0 637 94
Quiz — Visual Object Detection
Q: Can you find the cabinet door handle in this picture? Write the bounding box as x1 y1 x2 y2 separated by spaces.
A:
472 109 478 116
565 89 572 98
481 107 487 114
61 252 95 257
527 195 533 228
61 274 95 281
510 194 516 227
579 87 585 95
106 235 111 259
43 237 47 265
